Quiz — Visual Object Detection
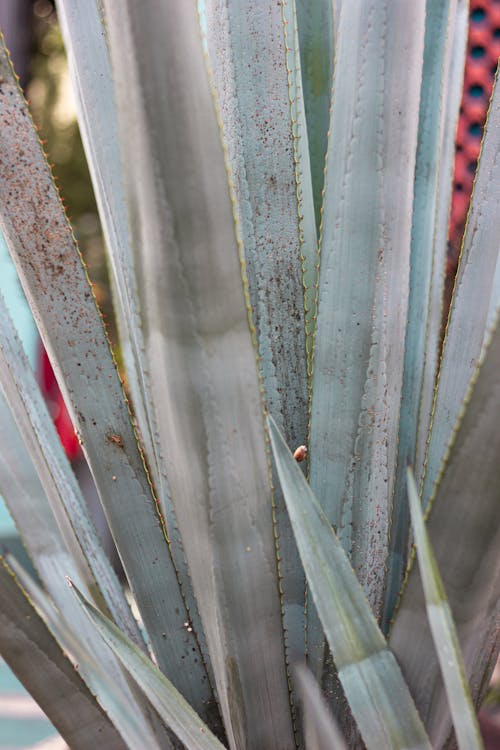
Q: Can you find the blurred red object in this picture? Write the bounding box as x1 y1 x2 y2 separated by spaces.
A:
39 345 81 461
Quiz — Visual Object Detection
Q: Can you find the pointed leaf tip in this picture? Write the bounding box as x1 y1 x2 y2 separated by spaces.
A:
406 468 483 750
267 415 431 750
70 581 226 750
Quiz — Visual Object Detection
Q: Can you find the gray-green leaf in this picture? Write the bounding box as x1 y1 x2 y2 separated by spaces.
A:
406 467 483 750
268 415 431 750
70 580 226 750
390 318 500 747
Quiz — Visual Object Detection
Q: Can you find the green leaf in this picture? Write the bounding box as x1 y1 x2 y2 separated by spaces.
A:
6 556 168 750
71 580 226 750
0 290 139 645
415 0 469 480
0 287 175 749
295 0 335 231
0 391 163 745
268 415 431 750
282 0 320 383
103 2 295 747
308 0 426 675
54 0 153 472
0 557 128 750
0 35 216 725
421 66 500 508
486 251 500 337
405 467 483 750
383 0 459 631
55 0 210 701
390 318 500 747
294 665 347 750
204 0 314 665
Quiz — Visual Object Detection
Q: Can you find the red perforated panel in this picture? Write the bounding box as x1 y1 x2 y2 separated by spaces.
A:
449 1 500 263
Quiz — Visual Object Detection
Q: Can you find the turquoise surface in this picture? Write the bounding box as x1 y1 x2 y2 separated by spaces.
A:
0 236 57 748
0 230 38 538
0 661 58 749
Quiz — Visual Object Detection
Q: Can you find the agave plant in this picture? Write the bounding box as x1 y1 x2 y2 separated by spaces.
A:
0 0 498 748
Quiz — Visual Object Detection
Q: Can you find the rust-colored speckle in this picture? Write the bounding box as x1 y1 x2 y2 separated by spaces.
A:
106 432 124 449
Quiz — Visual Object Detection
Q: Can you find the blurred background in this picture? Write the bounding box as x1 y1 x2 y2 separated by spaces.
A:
0 1 498 748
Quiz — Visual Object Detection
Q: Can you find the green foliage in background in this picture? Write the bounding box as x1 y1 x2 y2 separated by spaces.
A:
0 1 498 749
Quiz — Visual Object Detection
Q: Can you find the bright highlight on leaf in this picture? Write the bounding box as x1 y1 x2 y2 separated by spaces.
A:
267 415 431 750
406 467 484 750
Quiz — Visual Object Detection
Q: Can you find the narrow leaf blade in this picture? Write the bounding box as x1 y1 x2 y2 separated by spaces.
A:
415 0 469 480
384 0 460 630
103 2 295 747
0 557 128 750
7 556 167 750
54 0 212 702
205 0 313 666
0 35 215 722
0 388 163 746
54 0 161 502
0 290 139 645
422 67 500 507
390 319 500 747
309 4 426 676
70 581 226 750
295 0 334 232
406 467 483 750
268 416 431 750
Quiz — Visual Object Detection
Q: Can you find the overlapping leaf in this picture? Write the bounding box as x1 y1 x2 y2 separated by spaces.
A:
71 581 226 750
268 416 431 750
0 34 216 725
7 556 168 750
384 0 461 630
205 0 313 666
391 319 500 747
103 2 295 747
421 66 500 508
405 468 483 750
308 0 426 679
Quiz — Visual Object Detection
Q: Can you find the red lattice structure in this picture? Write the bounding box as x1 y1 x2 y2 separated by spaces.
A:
450 0 500 263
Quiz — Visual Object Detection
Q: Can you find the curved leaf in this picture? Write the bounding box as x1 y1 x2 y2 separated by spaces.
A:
0 394 163 746
0 291 139 644
6 556 168 750
268 415 431 750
